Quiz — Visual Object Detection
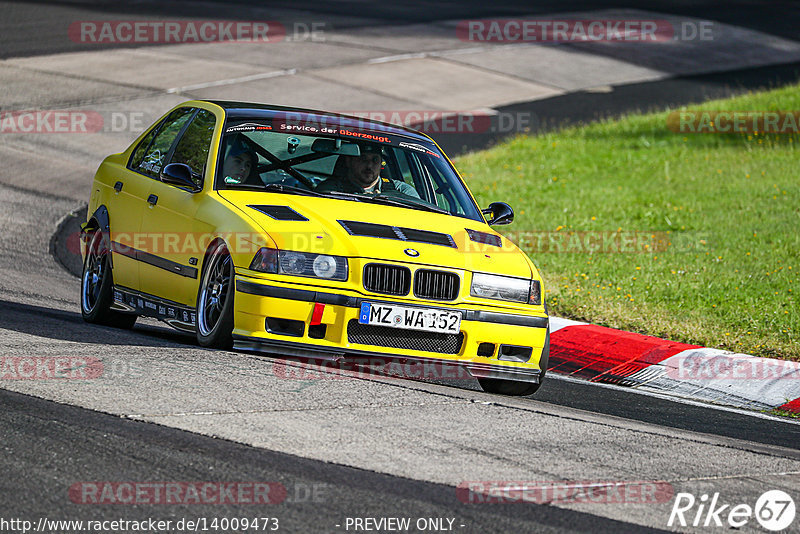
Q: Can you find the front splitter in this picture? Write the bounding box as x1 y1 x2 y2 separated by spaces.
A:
233 335 542 384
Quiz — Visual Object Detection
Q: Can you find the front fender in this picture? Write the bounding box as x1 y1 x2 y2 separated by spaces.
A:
81 205 111 264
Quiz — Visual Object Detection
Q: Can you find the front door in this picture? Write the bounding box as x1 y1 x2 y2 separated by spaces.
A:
137 109 217 307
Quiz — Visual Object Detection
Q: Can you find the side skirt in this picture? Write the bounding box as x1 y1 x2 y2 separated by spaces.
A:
111 286 196 333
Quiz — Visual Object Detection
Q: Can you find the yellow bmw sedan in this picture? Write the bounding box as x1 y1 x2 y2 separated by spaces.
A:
81 100 549 395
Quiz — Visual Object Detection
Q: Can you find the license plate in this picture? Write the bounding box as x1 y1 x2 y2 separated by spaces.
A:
359 302 461 334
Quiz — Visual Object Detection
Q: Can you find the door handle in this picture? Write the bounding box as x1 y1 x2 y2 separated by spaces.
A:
147 194 158 206
114 181 123 193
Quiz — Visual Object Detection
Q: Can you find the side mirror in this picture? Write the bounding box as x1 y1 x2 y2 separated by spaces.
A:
160 163 200 191
482 202 514 225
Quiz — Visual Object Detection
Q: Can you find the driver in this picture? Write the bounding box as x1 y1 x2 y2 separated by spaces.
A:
316 144 420 198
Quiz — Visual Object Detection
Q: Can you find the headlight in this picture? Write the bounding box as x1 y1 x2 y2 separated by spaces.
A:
471 273 541 305
281 252 306 275
250 248 348 281
312 255 339 278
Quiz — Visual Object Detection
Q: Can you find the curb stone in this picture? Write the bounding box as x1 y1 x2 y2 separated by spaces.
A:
549 317 800 413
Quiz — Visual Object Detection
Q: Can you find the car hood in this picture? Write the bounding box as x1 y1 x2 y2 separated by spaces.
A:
218 191 533 278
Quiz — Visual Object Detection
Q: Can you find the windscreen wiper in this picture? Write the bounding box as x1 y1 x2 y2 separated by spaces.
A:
261 183 322 197
368 194 451 214
316 190 449 212
316 191 365 202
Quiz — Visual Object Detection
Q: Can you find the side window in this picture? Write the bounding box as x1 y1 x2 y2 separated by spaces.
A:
130 107 194 179
169 110 216 187
128 126 159 170
390 148 415 185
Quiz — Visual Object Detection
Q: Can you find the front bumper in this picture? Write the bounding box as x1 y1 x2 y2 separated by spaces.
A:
233 274 549 383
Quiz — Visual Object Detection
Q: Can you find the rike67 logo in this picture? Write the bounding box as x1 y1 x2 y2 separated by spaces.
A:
668 490 795 531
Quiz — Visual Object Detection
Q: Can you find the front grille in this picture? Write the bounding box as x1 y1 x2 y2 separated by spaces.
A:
347 320 464 354
414 269 460 301
363 263 411 296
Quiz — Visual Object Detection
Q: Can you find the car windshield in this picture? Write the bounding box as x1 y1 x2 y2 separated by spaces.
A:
216 119 483 221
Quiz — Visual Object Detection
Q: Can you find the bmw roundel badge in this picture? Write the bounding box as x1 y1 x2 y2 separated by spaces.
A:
404 248 420 257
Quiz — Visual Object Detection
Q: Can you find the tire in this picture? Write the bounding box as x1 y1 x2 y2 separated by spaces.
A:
196 241 234 349
80 230 137 329
478 378 542 396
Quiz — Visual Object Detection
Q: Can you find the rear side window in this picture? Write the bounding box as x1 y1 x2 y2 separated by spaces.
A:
168 110 216 187
128 107 194 178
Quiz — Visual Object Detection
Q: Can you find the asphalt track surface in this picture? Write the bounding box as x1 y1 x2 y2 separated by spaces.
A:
3 2 800 533
3 0 799 59
2 388 667 534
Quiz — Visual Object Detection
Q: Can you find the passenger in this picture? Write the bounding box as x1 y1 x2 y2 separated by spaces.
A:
316 144 420 198
222 139 258 185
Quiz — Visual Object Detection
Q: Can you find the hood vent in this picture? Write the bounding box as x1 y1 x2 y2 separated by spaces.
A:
465 228 502 247
338 220 456 248
249 205 308 221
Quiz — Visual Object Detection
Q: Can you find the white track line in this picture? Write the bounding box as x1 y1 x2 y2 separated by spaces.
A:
167 68 297 93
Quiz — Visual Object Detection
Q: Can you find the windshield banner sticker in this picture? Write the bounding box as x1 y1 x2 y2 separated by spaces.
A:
226 122 273 133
